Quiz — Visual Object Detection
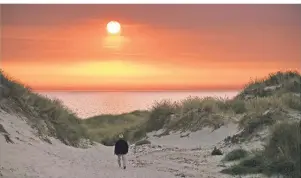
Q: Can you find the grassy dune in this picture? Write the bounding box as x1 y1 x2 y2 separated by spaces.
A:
1 70 300 144
96 71 300 148
0 70 149 146
144 71 300 131
1 69 300 177
0 70 90 147
145 92 300 136
222 122 300 177
138 70 301 177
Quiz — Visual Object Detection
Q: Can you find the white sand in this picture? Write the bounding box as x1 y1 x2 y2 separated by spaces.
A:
0 111 175 178
0 110 267 178
147 124 238 149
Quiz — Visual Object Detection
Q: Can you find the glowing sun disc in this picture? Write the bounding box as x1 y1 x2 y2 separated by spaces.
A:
106 21 121 34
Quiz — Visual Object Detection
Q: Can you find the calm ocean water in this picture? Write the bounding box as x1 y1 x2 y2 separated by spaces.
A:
39 91 239 119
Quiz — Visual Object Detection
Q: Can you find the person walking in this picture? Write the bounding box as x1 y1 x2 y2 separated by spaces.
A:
114 134 129 169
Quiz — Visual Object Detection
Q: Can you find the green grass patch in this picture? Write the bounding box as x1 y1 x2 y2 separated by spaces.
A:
81 110 149 144
222 121 301 177
222 148 250 162
145 99 179 132
237 70 301 99
221 154 265 175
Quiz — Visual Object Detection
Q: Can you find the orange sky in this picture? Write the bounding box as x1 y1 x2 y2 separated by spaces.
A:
1 5 301 91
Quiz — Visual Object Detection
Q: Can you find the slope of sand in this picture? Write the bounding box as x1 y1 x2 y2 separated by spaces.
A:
0 110 176 178
0 110 266 178
147 124 238 149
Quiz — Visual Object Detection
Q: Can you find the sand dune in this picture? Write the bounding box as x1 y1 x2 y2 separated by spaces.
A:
0 111 176 178
0 109 267 178
147 124 238 149
1 71 299 178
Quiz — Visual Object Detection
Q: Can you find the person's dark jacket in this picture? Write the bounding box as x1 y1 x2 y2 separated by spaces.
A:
114 139 129 155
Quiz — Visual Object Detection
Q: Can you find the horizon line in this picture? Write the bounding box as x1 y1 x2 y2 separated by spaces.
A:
35 89 242 92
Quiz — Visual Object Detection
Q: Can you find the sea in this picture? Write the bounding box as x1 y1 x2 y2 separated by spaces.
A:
39 91 239 119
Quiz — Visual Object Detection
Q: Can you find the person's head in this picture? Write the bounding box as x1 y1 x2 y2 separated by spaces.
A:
118 134 124 139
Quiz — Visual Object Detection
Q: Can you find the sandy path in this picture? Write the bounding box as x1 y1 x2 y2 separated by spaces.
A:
0 110 249 178
130 144 231 178
0 111 175 178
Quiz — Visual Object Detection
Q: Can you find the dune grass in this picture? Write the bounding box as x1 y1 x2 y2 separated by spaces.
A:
1 69 300 177
0 70 90 147
1 70 150 146
81 110 149 145
143 71 300 135
222 121 301 177
141 71 300 178
236 70 301 99
76 70 300 145
144 96 236 132
221 153 265 175
145 99 179 132
1 69 300 153
222 148 250 162
180 96 227 113
224 99 247 114
262 121 300 177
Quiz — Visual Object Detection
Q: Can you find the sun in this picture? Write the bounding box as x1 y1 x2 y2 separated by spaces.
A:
106 21 121 35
